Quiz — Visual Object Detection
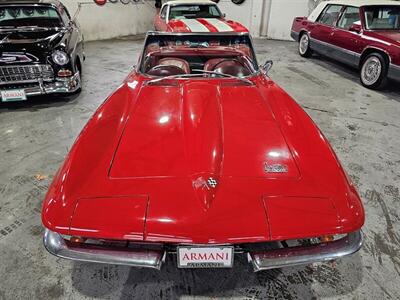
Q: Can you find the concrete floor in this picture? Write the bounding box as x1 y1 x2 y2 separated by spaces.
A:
0 37 399 300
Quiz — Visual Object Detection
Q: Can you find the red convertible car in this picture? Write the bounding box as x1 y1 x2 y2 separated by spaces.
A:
42 32 364 271
154 0 248 33
291 0 400 89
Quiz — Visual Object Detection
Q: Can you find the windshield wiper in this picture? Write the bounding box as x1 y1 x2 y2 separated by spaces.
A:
16 26 52 31
145 73 202 85
192 69 253 85
145 70 253 86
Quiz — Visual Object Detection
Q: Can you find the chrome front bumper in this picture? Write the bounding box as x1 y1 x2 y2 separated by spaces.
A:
249 231 362 271
43 229 165 269
388 64 400 82
44 229 362 271
0 72 81 100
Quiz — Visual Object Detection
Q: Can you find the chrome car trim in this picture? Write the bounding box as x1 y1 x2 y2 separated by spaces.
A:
0 72 81 100
248 231 362 272
0 64 54 86
43 229 165 269
388 64 400 81
360 46 392 64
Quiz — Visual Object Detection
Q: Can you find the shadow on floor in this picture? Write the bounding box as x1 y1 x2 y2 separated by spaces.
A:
70 253 363 299
309 53 400 101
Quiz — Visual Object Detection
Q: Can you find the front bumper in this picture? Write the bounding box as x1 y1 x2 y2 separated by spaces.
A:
0 72 81 100
43 229 362 271
388 64 400 82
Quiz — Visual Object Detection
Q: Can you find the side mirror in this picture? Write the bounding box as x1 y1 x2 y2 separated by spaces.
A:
260 60 273 75
349 23 362 34
222 13 226 18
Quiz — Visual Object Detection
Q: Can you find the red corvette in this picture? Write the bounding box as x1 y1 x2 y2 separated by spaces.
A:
42 32 364 271
154 0 248 33
291 0 400 90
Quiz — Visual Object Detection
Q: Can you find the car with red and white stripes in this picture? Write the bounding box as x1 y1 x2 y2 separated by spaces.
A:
154 0 248 33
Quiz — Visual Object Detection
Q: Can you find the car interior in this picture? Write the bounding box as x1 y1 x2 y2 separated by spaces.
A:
144 55 253 77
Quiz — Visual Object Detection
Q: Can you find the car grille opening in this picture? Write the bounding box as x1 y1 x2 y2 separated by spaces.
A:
0 64 54 85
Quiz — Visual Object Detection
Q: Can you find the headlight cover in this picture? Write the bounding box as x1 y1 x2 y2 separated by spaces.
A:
52 50 69 66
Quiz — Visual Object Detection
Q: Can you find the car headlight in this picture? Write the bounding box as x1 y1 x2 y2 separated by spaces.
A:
52 50 69 66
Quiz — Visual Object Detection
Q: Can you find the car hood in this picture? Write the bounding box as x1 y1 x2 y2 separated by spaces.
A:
110 81 300 181
42 77 364 244
167 18 248 33
0 28 64 64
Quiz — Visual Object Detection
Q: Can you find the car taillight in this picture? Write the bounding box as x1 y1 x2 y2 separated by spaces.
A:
58 69 73 77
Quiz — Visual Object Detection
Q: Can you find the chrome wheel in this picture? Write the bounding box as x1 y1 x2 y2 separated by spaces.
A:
361 56 382 86
299 34 309 55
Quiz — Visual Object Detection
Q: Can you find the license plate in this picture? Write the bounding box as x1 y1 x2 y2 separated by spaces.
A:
177 246 234 268
1 89 27 102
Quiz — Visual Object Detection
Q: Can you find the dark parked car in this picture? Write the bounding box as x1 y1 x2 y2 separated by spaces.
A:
0 0 84 102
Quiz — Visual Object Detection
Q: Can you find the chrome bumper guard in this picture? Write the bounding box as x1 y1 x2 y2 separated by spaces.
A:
0 72 81 100
249 231 362 272
44 230 361 271
43 229 165 270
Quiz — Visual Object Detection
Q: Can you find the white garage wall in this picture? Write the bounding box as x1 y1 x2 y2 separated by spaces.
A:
61 1 155 41
265 0 309 40
59 0 323 42
217 0 264 36
217 0 320 40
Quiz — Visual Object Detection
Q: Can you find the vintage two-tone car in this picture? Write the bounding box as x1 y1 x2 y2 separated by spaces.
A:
0 0 84 102
154 0 248 33
42 32 364 271
291 0 400 90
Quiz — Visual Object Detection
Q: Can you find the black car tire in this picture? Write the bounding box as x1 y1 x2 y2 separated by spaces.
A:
360 52 388 90
298 32 312 58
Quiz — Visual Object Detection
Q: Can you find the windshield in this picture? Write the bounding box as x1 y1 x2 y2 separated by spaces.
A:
0 6 62 28
140 33 258 79
364 6 400 30
169 5 222 19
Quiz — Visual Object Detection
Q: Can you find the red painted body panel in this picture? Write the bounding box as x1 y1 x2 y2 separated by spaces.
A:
41 69 364 244
70 196 148 240
162 19 248 33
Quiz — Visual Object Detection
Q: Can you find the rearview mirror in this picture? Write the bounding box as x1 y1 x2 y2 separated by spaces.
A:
260 60 273 75
349 23 361 33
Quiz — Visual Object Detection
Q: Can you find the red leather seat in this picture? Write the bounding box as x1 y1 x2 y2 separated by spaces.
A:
158 57 190 74
204 58 251 77
204 58 226 71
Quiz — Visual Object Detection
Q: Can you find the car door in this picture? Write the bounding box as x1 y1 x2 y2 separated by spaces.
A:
309 4 344 56
331 6 363 66
154 5 168 31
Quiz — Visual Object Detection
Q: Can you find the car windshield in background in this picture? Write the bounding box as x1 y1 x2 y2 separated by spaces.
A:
169 5 221 19
0 6 62 28
141 33 258 73
364 6 400 30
